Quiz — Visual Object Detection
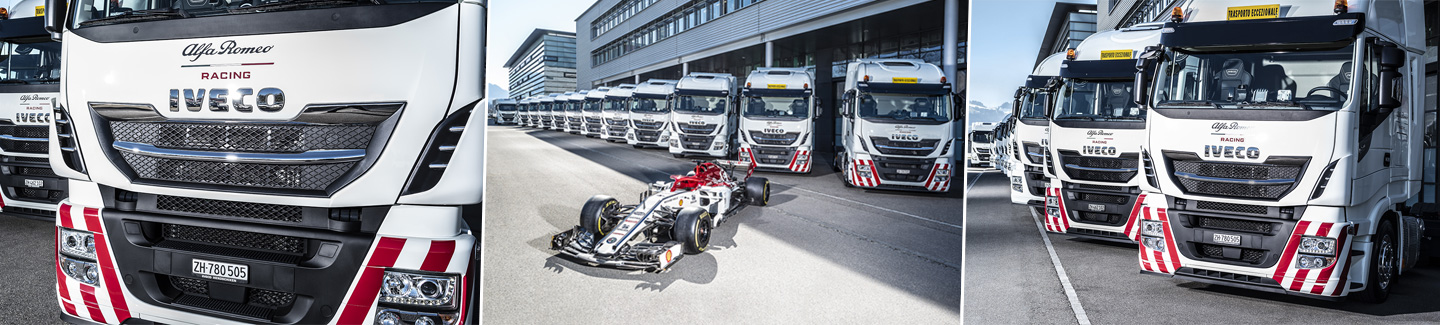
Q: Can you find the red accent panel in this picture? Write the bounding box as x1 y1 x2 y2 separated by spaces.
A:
80 285 104 323
84 208 103 234
93 231 132 321
59 204 73 229
420 240 457 272
335 237 408 325
1272 221 1310 284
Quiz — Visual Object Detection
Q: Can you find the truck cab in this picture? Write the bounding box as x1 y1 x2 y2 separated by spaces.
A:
493 98 518 125
1133 0 1428 302
1040 25 1162 243
626 79 677 148
564 91 585 134
1010 53 1064 205
519 97 535 127
0 0 65 221
967 122 996 168
836 59 959 193
992 115 1018 187
535 95 553 130
669 73 738 158
737 68 818 173
582 87 610 137
601 84 635 142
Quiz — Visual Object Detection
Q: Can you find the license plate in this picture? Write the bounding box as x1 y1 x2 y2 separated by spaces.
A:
1087 204 1105 212
24 179 43 188
897 169 911 174
1212 233 1242 246
192 258 249 284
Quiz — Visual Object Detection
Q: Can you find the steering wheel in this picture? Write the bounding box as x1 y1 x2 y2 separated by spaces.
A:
1305 86 1347 102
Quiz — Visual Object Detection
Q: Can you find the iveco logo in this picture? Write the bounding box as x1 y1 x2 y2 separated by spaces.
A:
169 88 285 112
890 133 920 141
1211 122 1242 133
762 128 786 134
15 112 50 123
182 40 274 62
1204 145 1261 159
1082 145 1116 156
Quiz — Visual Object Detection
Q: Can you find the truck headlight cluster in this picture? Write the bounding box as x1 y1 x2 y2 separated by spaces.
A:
711 142 725 151
856 164 873 177
1140 220 1165 237
1141 236 1166 252
1296 255 1334 269
380 270 460 309
1045 207 1060 219
58 227 102 287
60 228 97 260
60 256 101 286
1044 196 1058 207
1011 176 1024 192
1297 236 1336 255
376 308 457 325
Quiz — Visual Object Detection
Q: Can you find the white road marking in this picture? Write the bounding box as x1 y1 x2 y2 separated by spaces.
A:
1028 205 1091 325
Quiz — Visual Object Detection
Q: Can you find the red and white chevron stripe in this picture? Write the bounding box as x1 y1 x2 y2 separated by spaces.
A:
335 236 474 324
1137 206 1182 274
848 159 880 188
1271 221 1353 296
1042 187 1070 233
739 147 754 166
921 163 952 192
1120 194 1148 242
54 203 131 324
786 150 811 173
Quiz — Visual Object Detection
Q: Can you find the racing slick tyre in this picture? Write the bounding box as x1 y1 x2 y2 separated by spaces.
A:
672 207 713 255
746 177 770 206
1355 218 1397 303
579 195 620 238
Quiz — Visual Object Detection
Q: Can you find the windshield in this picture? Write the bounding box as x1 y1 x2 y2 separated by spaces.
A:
71 0 453 28
584 99 602 112
1019 90 1049 120
1153 45 1355 111
1053 80 1144 121
744 96 809 119
630 97 670 113
0 42 61 85
972 131 993 143
856 93 951 123
604 99 627 112
566 101 581 112
675 95 727 115
497 104 516 111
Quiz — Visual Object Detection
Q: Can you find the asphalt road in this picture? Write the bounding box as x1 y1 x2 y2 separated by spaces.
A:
0 215 65 322
480 125 964 323
963 170 1440 324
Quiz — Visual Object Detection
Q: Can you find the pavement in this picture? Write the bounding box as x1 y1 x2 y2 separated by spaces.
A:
963 170 1440 324
0 215 65 322
480 125 964 323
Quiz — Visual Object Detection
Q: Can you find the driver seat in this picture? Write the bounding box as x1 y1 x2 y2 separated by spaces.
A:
1215 59 1253 101
1326 62 1353 97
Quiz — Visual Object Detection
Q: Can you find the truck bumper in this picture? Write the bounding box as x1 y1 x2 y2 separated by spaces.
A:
739 145 811 173
1041 183 1144 243
844 155 952 193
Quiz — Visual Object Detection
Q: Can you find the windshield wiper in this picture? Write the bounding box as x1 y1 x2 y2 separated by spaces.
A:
1104 116 1144 120
1238 101 1313 110
1053 116 1095 121
0 80 29 85
79 9 187 26
229 0 371 14
1160 100 1223 109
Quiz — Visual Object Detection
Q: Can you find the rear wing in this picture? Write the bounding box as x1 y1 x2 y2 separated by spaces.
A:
712 159 756 179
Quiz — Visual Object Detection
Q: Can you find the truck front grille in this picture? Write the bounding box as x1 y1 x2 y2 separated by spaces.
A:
1058 151 1139 183
1194 200 1268 215
110 121 373 153
121 152 356 191
870 137 941 156
678 123 717 134
161 224 307 255
1168 156 1306 200
15 166 57 177
1196 216 1275 234
632 121 663 130
155 195 304 223
751 131 800 146
872 156 936 183
1198 243 1267 264
680 134 715 150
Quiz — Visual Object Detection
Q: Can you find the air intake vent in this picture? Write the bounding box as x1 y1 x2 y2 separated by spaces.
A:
53 106 86 173
403 101 477 195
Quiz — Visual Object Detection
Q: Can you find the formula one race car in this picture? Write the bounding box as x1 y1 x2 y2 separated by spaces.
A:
551 160 770 272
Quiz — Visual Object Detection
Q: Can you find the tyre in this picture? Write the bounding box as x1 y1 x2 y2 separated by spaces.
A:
1354 219 1396 303
579 195 619 239
746 177 770 206
671 207 713 255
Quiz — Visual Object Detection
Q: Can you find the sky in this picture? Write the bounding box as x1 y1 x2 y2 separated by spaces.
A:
968 0 1094 123
485 0 596 98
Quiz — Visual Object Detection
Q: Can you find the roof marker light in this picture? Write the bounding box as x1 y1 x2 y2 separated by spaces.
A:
1334 0 1347 14
1171 7 1183 22
1065 48 1076 60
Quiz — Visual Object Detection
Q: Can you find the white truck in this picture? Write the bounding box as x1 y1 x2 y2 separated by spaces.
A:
836 59 959 193
492 98 517 125
600 84 635 142
738 68 817 173
1132 0 1431 302
44 0 486 323
518 97 535 127
669 73 738 158
626 79 677 148
967 122 996 168
581 87 609 137
0 0 65 221
992 114 1018 188
1040 25 1162 243
540 94 561 130
1009 53 1063 205
564 91 586 134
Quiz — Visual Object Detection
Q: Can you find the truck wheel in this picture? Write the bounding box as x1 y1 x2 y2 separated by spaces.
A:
671 207 713 255
1355 219 1397 303
579 195 619 238
746 177 770 206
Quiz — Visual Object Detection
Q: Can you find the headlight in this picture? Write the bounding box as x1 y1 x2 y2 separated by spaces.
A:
1141 236 1166 252
712 142 725 150
857 165 873 174
376 308 457 325
1045 196 1058 207
936 168 951 177
60 255 101 286
59 228 97 260
1295 254 1334 269
380 270 460 309
1298 236 1337 256
739 151 750 159
1140 220 1165 237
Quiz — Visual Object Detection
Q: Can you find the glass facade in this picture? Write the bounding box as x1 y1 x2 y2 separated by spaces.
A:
591 0 766 67
1050 11 1096 55
507 31 579 99
1117 0 1179 29
590 0 662 39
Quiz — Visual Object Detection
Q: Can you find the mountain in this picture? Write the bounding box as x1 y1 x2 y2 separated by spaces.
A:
488 83 509 99
966 100 1011 124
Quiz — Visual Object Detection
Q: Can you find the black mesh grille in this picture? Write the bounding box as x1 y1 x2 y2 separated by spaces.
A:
1075 211 1124 226
171 276 210 294
120 152 355 191
870 137 940 156
110 121 373 153
605 119 628 127
0 125 49 138
1059 152 1139 183
750 131 800 146
14 166 57 178
1078 192 1128 205
7 156 47 164
677 123 718 134
1194 200 1268 215
632 121 664 130
162 224 306 255
1023 143 1045 164
1197 216 1274 234
155 195 304 223
0 139 47 153
248 289 297 307
1197 243 1266 264
1171 159 1305 199
679 134 714 150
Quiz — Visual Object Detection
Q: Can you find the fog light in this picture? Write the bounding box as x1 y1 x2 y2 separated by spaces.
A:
1141 236 1166 251
1296 254 1335 269
376 311 401 325
1140 220 1165 237
1298 236 1337 256
1046 207 1060 218
934 176 949 183
414 316 437 325
59 256 100 286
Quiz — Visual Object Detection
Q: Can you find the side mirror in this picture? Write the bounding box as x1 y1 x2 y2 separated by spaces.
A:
1376 44 1404 111
44 0 67 40
953 91 964 121
1134 46 1162 106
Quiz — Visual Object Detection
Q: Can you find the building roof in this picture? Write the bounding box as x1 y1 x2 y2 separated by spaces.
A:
504 28 577 69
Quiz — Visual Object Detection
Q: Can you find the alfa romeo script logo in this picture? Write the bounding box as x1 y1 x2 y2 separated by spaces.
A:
182 40 274 62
